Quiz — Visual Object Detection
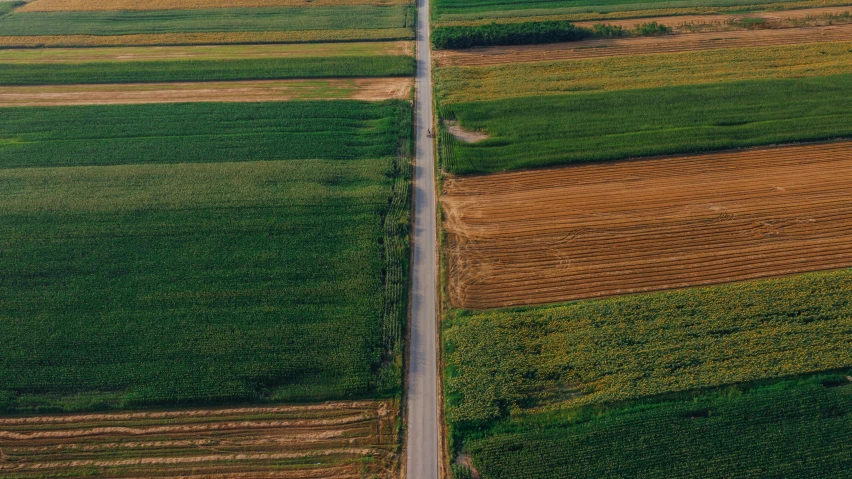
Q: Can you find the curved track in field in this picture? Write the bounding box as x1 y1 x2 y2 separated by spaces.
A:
443 142 852 309
434 23 852 66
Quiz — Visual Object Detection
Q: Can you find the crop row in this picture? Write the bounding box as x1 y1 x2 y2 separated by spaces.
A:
461 374 852 478
0 56 415 86
435 41 852 103
444 268 852 426
441 73 852 174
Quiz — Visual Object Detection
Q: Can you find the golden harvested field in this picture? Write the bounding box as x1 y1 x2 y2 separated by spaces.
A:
0 400 399 479
434 23 852 66
19 0 410 11
442 142 852 309
0 28 413 48
571 5 852 30
0 78 413 106
0 41 413 64
435 41 852 103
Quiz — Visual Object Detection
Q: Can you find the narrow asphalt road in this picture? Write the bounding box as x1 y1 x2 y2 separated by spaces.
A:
406 0 439 475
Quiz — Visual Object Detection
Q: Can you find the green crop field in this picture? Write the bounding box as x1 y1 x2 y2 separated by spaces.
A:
444 269 852 426
440 73 852 174
0 100 412 413
459 373 852 479
0 5 413 36
0 56 414 85
0 101 408 169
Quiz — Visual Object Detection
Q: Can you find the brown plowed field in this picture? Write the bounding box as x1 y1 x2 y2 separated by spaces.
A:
0 78 413 106
572 5 852 30
442 142 852 309
0 400 399 478
434 23 852 66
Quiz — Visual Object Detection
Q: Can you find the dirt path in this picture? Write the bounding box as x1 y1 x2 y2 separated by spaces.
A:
406 0 440 476
442 142 852 309
0 400 399 478
0 78 414 106
434 23 852 66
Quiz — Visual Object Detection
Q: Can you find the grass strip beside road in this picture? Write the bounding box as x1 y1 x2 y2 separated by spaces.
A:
442 73 852 174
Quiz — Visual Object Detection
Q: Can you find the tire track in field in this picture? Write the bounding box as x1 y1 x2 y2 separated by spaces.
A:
442 142 852 309
434 23 852 66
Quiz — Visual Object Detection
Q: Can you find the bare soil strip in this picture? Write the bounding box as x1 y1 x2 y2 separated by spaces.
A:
0 78 413 106
0 400 399 478
0 41 413 64
18 0 409 12
572 5 852 30
434 23 852 66
442 142 852 309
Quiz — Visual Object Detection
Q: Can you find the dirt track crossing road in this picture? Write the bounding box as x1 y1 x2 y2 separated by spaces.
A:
406 0 439 476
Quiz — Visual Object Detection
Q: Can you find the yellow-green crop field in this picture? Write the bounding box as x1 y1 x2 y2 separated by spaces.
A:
436 41 852 102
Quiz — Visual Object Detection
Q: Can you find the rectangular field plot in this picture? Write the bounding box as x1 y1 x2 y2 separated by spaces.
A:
0 401 399 478
0 158 408 411
459 374 852 479
0 78 413 107
0 101 409 168
443 142 852 309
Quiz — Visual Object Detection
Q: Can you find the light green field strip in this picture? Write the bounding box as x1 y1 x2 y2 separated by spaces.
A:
436 41 852 103
0 41 413 64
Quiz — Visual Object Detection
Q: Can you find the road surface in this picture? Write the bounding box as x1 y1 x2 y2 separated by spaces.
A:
406 0 439 475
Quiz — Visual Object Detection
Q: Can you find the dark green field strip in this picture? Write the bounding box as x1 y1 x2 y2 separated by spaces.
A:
0 56 415 85
462 374 852 479
0 157 407 412
444 269 852 426
0 100 410 168
442 74 852 174
0 5 412 35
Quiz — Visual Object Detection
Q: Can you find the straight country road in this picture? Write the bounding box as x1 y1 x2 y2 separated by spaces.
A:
406 0 439 475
